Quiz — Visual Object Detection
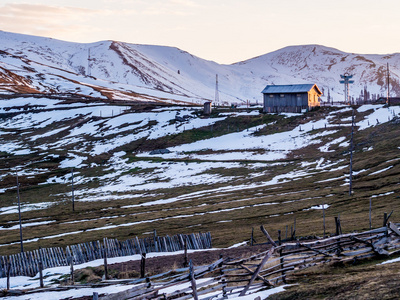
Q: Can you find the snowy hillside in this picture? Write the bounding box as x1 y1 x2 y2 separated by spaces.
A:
237 45 400 102
1 95 400 297
1 31 400 104
1 96 400 251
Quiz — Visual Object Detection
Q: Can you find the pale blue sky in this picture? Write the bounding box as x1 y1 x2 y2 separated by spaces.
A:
1 0 399 64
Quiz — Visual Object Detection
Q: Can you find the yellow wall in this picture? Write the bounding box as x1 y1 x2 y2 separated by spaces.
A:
308 89 321 107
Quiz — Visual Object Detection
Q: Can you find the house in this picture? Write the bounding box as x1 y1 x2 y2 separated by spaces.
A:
261 84 322 113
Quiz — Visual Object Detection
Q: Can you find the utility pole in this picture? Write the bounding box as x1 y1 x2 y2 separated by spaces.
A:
71 168 75 212
16 173 24 253
340 73 354 104
214 74 219 108
349 109 355 196
387 63 390 105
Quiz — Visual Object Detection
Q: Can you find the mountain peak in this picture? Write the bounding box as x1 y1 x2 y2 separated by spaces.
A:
0 30 399 103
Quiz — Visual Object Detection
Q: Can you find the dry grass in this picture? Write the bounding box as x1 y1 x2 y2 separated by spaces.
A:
269 257 400 299
1 106 400 257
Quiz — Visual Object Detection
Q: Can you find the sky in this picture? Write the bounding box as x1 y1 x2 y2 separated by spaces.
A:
1 0 400 64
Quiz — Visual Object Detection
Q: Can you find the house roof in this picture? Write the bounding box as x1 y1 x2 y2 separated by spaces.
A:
261 84 322 95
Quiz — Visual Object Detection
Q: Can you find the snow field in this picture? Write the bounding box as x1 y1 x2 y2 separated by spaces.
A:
1 101 399 265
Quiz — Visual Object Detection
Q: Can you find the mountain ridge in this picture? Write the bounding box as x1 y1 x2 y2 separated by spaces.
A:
0 30 399 104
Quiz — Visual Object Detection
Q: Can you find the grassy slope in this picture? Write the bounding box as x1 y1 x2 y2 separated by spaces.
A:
0 105 399 256
269 257 400 299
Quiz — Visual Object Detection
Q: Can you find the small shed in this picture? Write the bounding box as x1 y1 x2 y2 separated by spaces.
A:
204 101 212 115
262 84 322 113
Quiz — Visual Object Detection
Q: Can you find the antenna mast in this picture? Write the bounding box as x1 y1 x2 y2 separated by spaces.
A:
339 73 354 105
387 63 390 105
215 74 219 107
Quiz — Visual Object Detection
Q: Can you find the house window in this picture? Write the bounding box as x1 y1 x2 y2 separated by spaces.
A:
280 94 285 98
269 94 274 98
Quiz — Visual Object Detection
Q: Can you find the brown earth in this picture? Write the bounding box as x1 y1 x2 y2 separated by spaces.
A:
66 244 269 300
107 244 268 278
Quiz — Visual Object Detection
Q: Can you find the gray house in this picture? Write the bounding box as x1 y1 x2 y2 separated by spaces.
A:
262 84 322 113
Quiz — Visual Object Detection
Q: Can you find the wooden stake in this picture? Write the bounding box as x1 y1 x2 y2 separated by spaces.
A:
70 256 74 285
280 248 286 284
222 278 227 298
153 229 158 252
335 217 340 236
104 246 108 280
278 230 281 246
6 257 10 290
39 247 44 288
323 204 326 238
71 168 75 212
369 198 372 230
260 225 277 247
140 253 146 278
189 260 198 300
16 173 24 253
293 217 296 240
349 109 355 196
183 236 188 268
239 248 274 296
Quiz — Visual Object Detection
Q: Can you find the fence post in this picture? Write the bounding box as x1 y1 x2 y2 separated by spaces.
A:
383 212 388 227
70 256 74 285
222 278 227 298
293 217 296 240
140 253 146 278
16 173 24 253
251 227 254 246
278 230 281 246
323 204 326 238
103 245 108 280
93 292 99 300
6 257 10 290
38 246 44 288
369 198 372 230
71 168 75 212
335 217 340 236
154 229 158 252
39 249 44 288
280 249 286 284
189 260 198 300
183 236 188 268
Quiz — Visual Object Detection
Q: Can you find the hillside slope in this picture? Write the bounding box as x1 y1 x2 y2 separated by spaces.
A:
1 31 400 104
0 98 399 254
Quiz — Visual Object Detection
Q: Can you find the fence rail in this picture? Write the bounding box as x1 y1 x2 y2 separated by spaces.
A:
101 222 400 299
0 232 212 278
3 223 400 299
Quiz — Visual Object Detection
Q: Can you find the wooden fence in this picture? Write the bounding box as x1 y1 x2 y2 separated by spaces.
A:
0 232 212 278
95 222 400 299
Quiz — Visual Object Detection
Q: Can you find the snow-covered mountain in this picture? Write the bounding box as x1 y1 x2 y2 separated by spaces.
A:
0 30 399 104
